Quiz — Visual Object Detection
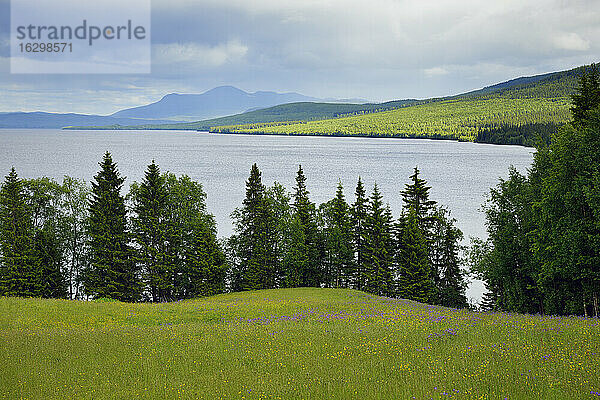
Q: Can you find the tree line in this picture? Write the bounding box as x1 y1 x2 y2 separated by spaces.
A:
0 155 467 308
471 63 600 317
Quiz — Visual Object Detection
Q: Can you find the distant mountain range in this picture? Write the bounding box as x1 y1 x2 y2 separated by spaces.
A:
0 86 368 129
65 65 583 134
0 112 181 129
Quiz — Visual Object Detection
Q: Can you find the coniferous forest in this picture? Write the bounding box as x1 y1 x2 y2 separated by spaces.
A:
1 65 599 316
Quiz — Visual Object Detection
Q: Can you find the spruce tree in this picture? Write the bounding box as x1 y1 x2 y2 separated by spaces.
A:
351 177 368 290
401 167 437 234
231 164 277 291
396 207 433 303
322 181 354 288
291 165 322 287
84 152 139 301
363 184 394 296
131 161 171 302
0 168 35 297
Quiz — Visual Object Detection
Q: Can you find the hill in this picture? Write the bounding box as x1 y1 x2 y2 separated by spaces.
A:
1 288 598 399
70 65 586 146
65 99 417 131
0 112 183 129
211 66 586 146
110 86 325 121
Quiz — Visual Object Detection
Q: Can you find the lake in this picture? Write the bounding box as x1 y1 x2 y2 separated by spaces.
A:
0 129 535 301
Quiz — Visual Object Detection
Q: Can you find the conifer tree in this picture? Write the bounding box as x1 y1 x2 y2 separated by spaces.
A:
84 152 140 301
0 168 36 296
130 161 171 302
397 207 433 302
291 165 322 287
231 164 277 291
363 184 394 296
321 181 354 287
401 167 437 234
351 177 368 290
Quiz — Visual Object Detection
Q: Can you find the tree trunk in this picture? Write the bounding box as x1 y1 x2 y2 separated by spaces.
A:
583 298 588 318
594 292 599 318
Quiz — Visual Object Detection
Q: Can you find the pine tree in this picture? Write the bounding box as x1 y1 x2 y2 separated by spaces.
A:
291 165 322 287
130 161 171 302
231 164 277 291
84 152 139 301
396 207 433 303
322 181 354 287
351 177 368 290
0 168 36 297
363 184 394 296
401 167 437 234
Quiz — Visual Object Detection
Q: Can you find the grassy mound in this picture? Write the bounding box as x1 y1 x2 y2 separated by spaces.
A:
1 288 599 399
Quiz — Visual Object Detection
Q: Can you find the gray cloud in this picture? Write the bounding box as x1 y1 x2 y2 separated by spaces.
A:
0 0 598 113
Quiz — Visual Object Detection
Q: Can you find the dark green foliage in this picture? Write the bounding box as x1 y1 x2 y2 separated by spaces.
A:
473 168 542 314
230 164 277 291
32 226 67 299
472 66 600 316
0 168 36 297
24 178 68 299
571 64 600 126
429 208 467 308
401 167 437 234
162 173 225 299
362 184 394 297
321 182 355 288
59 177 90 300
130 161 171 302
290 165 323 287
351 177 368 290
396 208 433 302
84 152 140 302
475 122 558 147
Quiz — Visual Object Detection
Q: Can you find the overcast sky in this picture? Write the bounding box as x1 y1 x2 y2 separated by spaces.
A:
0 0 599 114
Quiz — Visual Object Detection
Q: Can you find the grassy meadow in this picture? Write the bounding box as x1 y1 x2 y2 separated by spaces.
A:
1 288 599 399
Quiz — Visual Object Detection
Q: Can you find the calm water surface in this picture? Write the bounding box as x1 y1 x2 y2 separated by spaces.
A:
0 129 535 300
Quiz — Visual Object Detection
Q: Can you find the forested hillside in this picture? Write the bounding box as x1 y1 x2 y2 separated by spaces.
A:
211 65 586 146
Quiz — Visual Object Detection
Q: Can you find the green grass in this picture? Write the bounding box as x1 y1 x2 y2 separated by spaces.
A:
1 288 599 399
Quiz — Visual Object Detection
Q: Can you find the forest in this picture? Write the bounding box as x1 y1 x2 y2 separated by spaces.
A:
471 64 600 317
1 64 599 316
0 155 468 308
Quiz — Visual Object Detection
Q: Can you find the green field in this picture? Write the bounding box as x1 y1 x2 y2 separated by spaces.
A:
1 288 599 399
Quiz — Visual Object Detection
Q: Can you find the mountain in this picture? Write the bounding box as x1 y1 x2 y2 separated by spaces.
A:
0 112 182 129
208 64 588 146
110 86 325 121
68 100 418 131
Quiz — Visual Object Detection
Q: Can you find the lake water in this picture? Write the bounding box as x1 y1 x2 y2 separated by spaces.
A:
0 129 535 301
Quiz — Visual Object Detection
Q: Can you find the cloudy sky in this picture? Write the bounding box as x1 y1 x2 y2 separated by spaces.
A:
0 0 599 114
